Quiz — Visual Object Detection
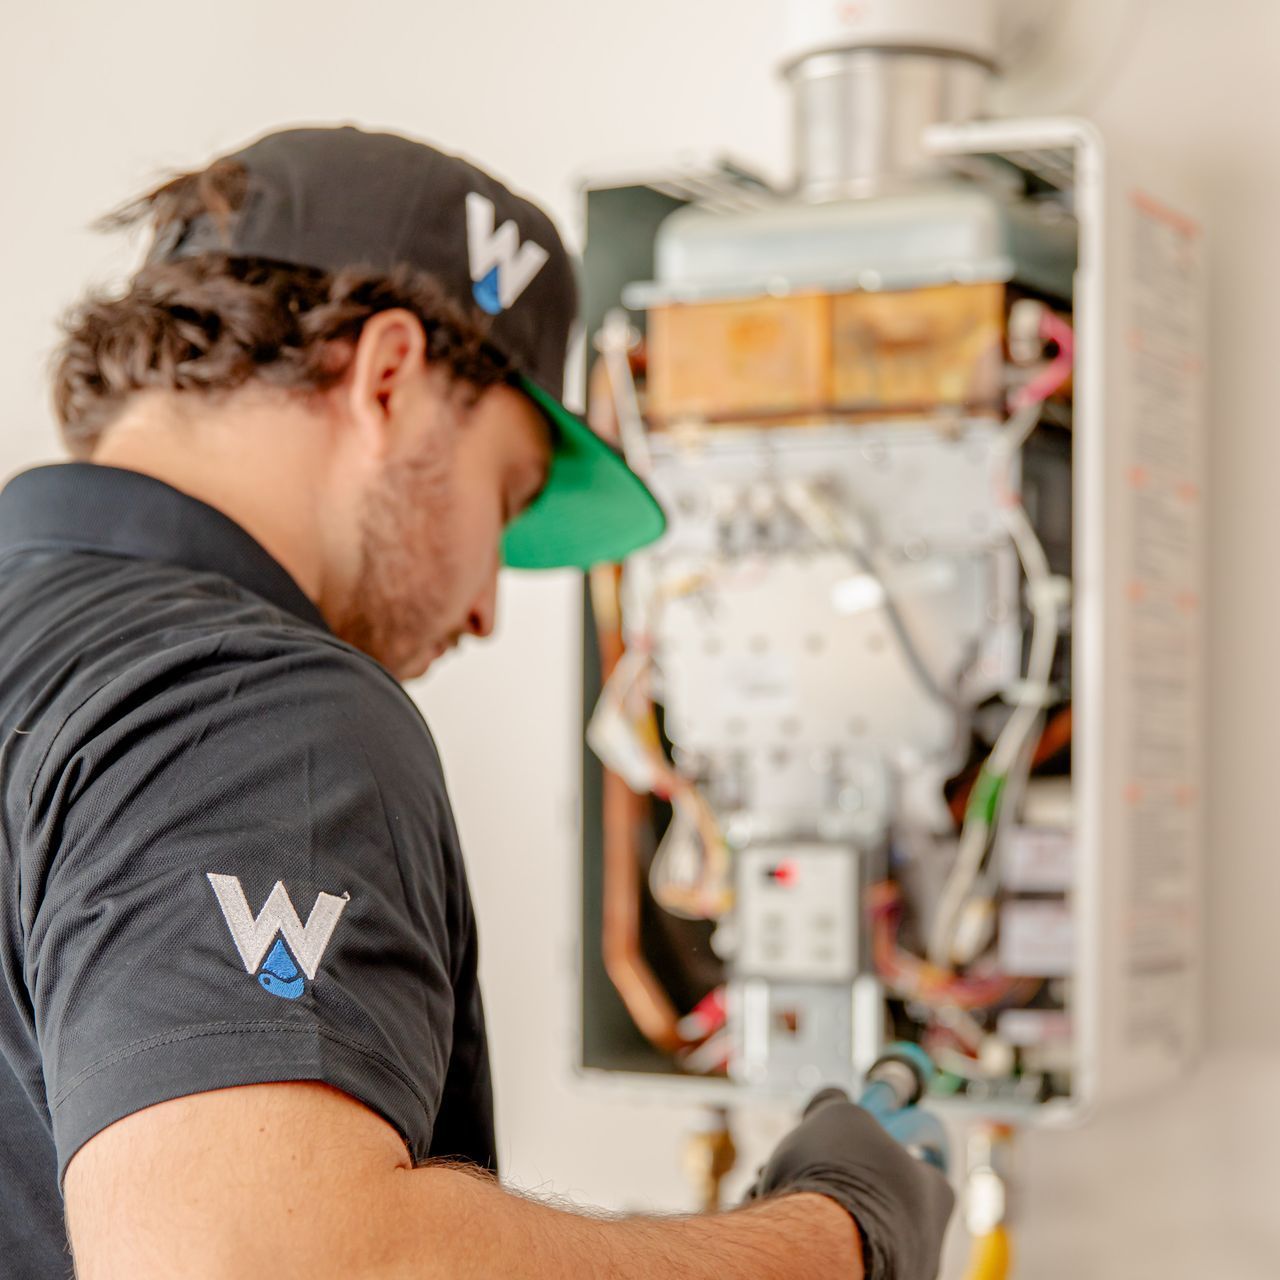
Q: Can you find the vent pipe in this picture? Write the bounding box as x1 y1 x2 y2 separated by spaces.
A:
781 0 999 200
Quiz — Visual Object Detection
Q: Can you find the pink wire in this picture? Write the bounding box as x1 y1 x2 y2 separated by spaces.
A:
1011 309 1076 412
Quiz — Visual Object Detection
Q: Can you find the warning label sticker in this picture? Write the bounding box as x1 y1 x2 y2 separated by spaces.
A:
1122 188 1204 1056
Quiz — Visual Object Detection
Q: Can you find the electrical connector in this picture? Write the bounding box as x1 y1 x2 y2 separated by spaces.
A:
951 896 997 966
1026 575 1072 614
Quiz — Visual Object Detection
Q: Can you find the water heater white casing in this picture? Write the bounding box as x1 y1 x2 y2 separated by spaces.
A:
925 117 1207 1118
782 0 1000 71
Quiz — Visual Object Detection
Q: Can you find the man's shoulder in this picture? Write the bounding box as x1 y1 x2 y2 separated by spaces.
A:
81 598 434 763
0 547 442 805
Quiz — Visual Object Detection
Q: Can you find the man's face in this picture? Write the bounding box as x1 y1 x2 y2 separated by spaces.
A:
336 376 552 680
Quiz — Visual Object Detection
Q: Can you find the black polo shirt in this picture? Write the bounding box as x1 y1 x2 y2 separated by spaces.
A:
0 463 496 1277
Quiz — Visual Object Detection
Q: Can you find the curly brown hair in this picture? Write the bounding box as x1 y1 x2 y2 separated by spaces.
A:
51 158 513 458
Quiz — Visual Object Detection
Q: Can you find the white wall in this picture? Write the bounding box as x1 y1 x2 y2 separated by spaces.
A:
2 2 1278 1276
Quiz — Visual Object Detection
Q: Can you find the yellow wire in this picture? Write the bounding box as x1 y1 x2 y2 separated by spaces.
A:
962 1227 1011 1280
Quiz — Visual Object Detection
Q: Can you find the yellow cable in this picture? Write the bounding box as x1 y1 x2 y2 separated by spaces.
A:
962 1227 1011 1280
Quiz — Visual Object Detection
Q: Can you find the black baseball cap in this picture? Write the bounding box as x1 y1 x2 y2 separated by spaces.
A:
152 124 666 571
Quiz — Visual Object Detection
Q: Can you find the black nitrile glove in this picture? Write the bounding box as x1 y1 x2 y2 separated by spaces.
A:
747 1087 955 1280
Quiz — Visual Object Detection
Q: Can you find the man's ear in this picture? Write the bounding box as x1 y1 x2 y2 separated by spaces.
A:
343 309 428 455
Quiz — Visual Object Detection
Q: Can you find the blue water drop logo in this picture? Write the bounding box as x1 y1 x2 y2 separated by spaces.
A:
258 937 305 1000
472 265 503 315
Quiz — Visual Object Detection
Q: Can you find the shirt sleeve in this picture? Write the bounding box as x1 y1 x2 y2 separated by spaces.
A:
21 629 464 1182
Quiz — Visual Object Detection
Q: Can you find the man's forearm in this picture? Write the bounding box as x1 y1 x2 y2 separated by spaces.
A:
392 1166 862 1280
66 1084 866 1280
77 1159 862 1280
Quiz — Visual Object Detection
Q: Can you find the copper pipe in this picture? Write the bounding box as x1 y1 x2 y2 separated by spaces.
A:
683 1109 737 1213
592 561 684 1054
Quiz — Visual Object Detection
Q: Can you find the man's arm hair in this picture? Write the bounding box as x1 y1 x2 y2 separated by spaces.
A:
65 1082 862 1280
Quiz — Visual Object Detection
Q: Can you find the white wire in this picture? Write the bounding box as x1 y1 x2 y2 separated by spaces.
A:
928 419 1063 968
931 819 993 968
1001 402 1043 456
991 504 1058 782
678 1028 732 1075
648 797 705 921
979 716 1042 902
598 308 653 477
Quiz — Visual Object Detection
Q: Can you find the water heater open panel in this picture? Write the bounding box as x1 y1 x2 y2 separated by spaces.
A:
576 119 1205 1126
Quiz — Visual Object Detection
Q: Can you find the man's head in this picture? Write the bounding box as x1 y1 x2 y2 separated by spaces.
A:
51 127 664 678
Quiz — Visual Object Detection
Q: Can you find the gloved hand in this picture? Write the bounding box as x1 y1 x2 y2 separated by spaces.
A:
747 1087 955 1280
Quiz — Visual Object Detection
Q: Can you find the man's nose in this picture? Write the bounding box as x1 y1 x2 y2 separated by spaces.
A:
465 575 498 639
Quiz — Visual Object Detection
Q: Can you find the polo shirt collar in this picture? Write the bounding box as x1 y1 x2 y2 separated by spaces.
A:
0 463 329 632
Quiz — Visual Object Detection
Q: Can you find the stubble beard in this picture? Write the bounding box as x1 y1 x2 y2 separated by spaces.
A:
334 425 460 678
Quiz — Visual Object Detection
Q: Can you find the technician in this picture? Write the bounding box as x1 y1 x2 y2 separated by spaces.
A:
0 125 952 1279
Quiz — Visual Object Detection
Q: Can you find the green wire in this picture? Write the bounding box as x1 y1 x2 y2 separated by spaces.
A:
966 767 1007 828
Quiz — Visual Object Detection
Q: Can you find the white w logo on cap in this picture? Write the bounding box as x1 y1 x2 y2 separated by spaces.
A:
465 192 549 316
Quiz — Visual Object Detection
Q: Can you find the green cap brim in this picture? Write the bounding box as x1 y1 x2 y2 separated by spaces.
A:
502 378 667 571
